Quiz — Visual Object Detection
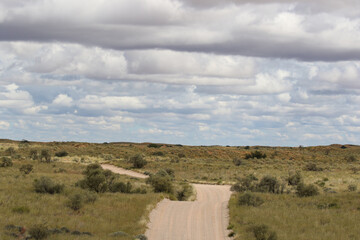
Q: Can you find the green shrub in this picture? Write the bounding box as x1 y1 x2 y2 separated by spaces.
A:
55 151 68 157
33 177 64 194
148 143 162 148
231 174 258 192
19 164 33 174
0 157 13 167
67 193 84 211
29 149 38 160
28 224 49 240
176 182 193 201
296 183 319 197
40 149 51 163
249 224 277 240
287 171 302 186
109 181 132 193
305 163 323 171
348 184 357 192
345 155 357 163
233 158 242 166
130 154 147 168
257 176 284 194
152 151 165 156
147 171 173 193
77 164 115 193
83 191 98 203
5 147 15 156
12 206 30 214
178 153 186 158
238 193 264 207
245 151 266 159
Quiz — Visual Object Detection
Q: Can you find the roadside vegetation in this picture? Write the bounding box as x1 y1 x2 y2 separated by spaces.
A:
1 139 359 239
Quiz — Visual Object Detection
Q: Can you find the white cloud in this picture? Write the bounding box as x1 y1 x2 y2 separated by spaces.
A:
0 121 10 129
53 94 73 107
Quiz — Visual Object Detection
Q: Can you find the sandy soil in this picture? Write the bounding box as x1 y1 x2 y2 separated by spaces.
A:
101 164 148 179
101 164 233 240
145 184 232 240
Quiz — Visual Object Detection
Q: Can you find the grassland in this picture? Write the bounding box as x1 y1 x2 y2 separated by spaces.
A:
1 139 360 239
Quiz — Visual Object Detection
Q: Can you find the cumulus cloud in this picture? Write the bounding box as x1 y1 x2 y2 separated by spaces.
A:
53 94 73 107
0 120 10 129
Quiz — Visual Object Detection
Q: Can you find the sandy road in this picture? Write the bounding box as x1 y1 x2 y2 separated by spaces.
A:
101 164 232 240
145 184 232 240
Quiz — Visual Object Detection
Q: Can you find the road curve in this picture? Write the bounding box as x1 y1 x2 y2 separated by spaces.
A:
101 164 233 240
101 164 148 179
145 184 232 240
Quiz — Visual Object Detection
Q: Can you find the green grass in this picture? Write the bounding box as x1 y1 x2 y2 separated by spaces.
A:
0 160 163 240
229 192 360 240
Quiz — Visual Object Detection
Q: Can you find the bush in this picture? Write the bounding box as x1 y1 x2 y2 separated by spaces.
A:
348 184 357 192
249 224 277 240
0 157 13 167
19 164 33 174
152 151 165 156
33 177 64 194
148 143 162 148
257 176 284 194
28 224 49 240
296 183 319 197
178 153 186 158
30 149 38 160
77 164 115 193
176 182 193 201
5 147 15 156
55 151 68 157
40 149 51 163
147 171 173 193
67 193 83 211
231 174 258 192
305 163 323 171
233 158 242 166
109 181 132 193
238 193 264 207
287 171 302 186
345 155 357 163
130 154 147 168
12 206 30 214
245 151 266 159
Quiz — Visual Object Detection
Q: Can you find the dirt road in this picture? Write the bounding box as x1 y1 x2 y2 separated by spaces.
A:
101 164 148 179
101 164 232 240
145 184 232 240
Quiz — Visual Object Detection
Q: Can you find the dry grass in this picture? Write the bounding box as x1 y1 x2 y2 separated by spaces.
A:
229 192 360 240
0 160 163 240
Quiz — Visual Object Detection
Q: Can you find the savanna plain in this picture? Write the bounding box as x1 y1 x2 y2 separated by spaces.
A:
0 139 359 240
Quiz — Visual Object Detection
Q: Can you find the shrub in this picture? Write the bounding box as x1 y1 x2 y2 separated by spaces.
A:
245 151 266 159
19 164 33 174
152 151 165 156
233 158 242 166
40 149 51 163
231 174 258 192
67 193 84 211
5 147 15 156
287 171 302 186
29 225 49 240
238 193 264 207
130 154 147 168
33 177 64 194
148 143 162 148
147 171 173 193
176 182 193 201
296 183 319 197
348 184 357 192
257 176 284 194
0 157 13 167
12 206 30 214
83 191 98 203
178 153 186 158
249 224 277 240
345 155 357 163
109 181 132 193
30 149 38 160
305 163 323 171
55 151 68 157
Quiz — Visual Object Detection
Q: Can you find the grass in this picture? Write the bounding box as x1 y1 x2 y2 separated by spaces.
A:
1 139 360 239
229 192 360 240
0 160 163 240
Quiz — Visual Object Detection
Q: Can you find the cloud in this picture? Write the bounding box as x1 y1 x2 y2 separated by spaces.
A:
0 120 10 129
1 0 360 61
53 94 73 107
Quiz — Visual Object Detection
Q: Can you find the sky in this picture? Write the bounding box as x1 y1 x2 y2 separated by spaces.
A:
0 0 360 146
